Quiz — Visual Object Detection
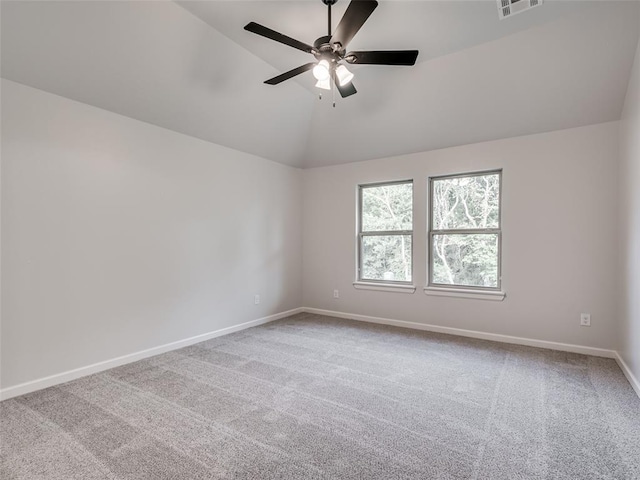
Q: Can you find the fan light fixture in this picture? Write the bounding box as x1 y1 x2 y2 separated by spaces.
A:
313 61 353 90
312 60 330 80
335 64 354 86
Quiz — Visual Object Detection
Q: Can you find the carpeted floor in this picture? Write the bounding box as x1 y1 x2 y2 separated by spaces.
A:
1 313 639 479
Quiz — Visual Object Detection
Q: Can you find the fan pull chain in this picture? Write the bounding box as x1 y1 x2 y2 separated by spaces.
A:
332 76 336 108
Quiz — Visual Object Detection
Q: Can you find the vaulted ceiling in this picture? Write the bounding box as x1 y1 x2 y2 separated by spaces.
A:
2 1 639 168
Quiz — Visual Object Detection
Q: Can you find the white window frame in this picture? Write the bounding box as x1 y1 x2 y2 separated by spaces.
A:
357 180 414 286
428 170 503 292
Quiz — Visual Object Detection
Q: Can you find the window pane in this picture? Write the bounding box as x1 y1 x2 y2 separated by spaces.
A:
362 183 412 232
361 235 412 282
432 234 498 287
432 174 499 230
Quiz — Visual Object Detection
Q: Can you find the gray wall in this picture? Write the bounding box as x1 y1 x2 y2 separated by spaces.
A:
619 31 640 384
1 80 303 389
302 122 620 350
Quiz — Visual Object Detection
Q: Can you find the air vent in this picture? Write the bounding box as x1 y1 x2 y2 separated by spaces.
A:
497 0 543 19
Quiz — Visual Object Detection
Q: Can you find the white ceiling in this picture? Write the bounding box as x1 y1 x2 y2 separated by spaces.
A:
2 1 639 168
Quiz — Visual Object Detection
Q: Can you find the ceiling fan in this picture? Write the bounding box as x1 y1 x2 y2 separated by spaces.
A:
244 0 419 100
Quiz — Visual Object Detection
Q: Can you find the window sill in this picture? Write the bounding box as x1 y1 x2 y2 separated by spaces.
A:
353 282 417 294
423 286 505 301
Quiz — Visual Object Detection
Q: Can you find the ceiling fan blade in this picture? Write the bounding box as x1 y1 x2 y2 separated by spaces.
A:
345 50 419 66
336 80 357 98
330 0 378 51
264 63 316 85
244 22 314 54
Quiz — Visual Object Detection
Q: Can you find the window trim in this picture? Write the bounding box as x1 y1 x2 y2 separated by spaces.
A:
357 179 414 285
428 169 503 292
354 282 417 294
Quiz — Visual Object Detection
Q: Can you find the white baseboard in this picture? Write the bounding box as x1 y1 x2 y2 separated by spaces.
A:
302 311 639 401
0 308 304 401
4 306 637 402
615 352 640 399
302 307 618 359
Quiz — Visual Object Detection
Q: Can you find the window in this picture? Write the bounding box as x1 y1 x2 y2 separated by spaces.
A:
358 181 413 284
429 170 502 290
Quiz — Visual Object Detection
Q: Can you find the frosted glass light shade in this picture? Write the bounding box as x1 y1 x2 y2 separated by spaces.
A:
335 64 354 86
315 78 331 90
312 60 330 81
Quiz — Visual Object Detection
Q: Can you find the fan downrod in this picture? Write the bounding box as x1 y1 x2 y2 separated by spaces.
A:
316 0 344 58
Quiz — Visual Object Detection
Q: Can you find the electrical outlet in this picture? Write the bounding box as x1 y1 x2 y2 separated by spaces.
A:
333 289 339 299
254 294 260 305
580 313 591 326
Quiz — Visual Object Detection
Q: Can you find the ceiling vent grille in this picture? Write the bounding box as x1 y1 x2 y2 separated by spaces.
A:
497 0 543 19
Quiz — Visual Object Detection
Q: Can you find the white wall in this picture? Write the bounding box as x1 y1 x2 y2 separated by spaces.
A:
619 32 640 383
303 122 620 350
0 75 633 394
0 79 302 390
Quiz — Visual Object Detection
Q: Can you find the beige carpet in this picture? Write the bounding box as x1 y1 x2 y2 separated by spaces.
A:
2 312 639 479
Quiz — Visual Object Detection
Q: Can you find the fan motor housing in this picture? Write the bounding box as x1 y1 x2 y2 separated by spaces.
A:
313 35 344 60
